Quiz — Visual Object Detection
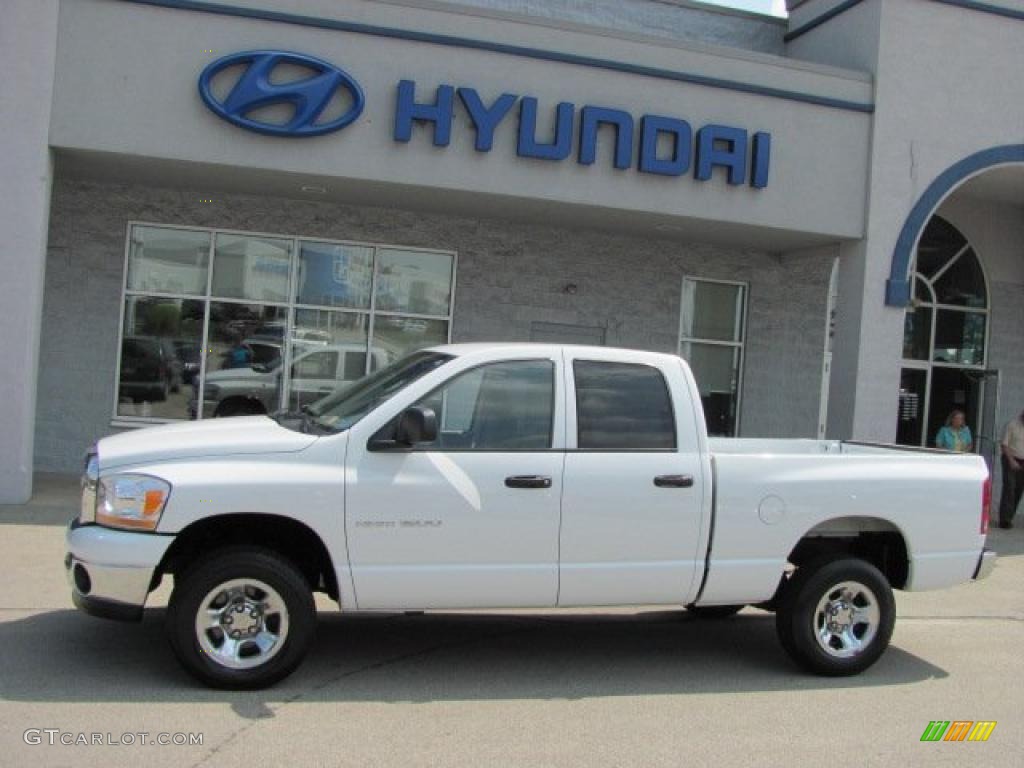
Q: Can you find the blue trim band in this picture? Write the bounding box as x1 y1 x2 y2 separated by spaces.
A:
886 144 1024 307
930 0 1024 22
118 0 875 113
784 0 865 43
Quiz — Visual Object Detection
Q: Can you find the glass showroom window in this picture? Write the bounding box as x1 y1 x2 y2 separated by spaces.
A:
116 223 455 423
678 278 747 437
897 215 988 448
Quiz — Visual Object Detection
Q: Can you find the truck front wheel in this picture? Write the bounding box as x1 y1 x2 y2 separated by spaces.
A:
166 547 316 689
776 557 895 676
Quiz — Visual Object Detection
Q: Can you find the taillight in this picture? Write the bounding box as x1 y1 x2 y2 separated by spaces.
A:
981 475 991 535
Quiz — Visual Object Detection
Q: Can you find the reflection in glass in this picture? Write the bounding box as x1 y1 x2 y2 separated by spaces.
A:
681 342 741 437
375 249 453 316
371 316 448 367
289 309 370 410
681 281 745 342
414 361 555 450
933 310 986 365
915 216 967 278
212 234 293 303
117 297 205 419
295 242 373 309
197 302 288 418
913 276 933 303
127 226 210 295
574 361 675 450
932 248 986 307
902 304 931 360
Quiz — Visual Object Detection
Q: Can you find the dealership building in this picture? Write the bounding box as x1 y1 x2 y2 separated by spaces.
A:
2 0 1023 502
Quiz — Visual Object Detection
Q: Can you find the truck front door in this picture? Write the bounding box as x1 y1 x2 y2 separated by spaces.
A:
344 354 565 609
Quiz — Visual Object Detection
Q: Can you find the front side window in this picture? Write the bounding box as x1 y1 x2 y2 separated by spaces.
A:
115 223 456 423
574 361 676 450
412 360 556 451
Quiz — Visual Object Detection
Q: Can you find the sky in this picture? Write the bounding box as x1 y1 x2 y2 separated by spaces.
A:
704 0 788 17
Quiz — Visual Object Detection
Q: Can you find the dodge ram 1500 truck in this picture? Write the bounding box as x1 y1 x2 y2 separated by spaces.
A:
66 344 996 688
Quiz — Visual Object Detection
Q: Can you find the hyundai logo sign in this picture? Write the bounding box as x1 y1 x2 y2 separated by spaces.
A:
198 50 770 188
198 50 364 137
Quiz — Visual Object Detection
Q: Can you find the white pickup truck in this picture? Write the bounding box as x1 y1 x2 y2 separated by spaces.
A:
66 344 995 688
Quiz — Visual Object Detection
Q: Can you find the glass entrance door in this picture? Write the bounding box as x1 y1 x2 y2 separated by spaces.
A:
896 215 989 449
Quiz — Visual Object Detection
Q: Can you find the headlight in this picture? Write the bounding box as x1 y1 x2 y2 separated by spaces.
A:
96 474 171 531
79 449 99 524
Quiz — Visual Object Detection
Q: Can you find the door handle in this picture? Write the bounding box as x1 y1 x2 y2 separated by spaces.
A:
654 474 694 488
505 475 553 489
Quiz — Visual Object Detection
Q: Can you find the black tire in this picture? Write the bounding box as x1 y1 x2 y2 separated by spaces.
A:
685 604 745 619
776 557 895 676
166 547 316 689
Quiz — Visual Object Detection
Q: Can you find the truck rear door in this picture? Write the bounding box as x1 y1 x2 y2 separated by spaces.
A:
558 350 707 605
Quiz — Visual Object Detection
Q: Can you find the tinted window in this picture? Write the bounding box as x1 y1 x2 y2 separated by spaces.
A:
574 361 676 450
415 360 555 450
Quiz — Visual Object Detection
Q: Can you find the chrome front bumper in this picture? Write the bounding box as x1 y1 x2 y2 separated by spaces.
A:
973 549 996 581
65 521 174 622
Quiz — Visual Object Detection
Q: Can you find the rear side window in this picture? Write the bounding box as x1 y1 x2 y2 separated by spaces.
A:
574 361 676 450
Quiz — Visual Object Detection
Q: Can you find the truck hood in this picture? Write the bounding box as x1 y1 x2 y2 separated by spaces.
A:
99 416 318 470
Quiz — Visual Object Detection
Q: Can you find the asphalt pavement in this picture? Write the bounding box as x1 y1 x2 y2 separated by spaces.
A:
0 473 1021 767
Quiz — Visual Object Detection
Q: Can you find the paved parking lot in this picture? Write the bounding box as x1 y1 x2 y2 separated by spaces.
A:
1 474 1021 767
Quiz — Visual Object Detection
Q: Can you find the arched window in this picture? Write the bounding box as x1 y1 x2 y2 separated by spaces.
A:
897 216 989 448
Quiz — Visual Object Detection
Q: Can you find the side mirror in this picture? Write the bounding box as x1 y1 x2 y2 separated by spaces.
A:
368 406 438 451
397 406 438 446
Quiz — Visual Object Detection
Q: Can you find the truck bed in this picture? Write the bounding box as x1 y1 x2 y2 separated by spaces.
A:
697 436 988 605
707 437 966 456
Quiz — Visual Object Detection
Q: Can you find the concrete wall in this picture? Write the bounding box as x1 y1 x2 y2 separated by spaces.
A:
0 0 59 503
35 178 832 471
938 195 1024 463
790 0 1024 441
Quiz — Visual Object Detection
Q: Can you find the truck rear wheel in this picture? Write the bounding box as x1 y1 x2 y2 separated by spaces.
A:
775 557 895 676
166 547 316 689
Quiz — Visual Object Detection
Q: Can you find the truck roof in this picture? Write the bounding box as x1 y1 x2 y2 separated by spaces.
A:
426 342 685 365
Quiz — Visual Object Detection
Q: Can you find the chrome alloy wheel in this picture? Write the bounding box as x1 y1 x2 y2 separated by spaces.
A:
812 580 880 658
195 578 290 670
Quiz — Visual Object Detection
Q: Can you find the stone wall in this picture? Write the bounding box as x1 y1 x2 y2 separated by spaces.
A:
35 177 831 470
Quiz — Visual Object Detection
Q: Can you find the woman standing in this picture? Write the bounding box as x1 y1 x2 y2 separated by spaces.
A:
999 410 1024 529
935 410 973 453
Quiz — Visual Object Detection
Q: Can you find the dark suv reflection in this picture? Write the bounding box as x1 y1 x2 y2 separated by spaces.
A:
119 336 182 402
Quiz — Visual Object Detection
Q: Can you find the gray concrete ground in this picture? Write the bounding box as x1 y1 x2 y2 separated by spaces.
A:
0 473 1021 767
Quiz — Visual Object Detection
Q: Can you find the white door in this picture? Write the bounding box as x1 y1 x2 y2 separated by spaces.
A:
345 355 565 609
559 351 707 606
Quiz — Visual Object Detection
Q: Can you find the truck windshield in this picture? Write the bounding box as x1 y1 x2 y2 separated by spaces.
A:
305 351 453 433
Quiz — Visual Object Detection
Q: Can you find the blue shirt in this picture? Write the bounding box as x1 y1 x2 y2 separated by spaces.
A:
935 425 972 452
